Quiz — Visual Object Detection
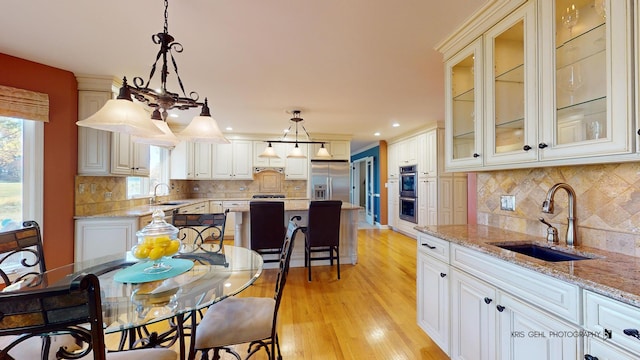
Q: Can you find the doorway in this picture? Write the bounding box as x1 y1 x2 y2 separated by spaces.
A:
351 156 374 226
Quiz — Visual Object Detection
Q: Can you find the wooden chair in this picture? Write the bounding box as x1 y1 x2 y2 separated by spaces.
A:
173 210 229 254
0 273 177 360
249 201 286 263
0 220 46 289
302 200 343 281
193 216 302 360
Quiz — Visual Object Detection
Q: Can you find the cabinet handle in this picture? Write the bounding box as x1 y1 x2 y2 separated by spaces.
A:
439 273 446 278
484 297 492 304
584 355 599 360
538 143 548 149
623 328 640 340
421 243 436 250
473 153 480 158
522 145 532 151
637 129 640 136
496 305 505 312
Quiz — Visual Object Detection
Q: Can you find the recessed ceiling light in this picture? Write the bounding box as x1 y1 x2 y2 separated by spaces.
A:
392 122 400 127
374 132 381 136
225 126 233 131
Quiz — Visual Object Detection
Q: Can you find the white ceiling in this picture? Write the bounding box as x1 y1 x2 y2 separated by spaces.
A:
0 0 487 152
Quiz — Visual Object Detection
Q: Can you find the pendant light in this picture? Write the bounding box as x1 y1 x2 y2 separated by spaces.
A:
259 110 331 159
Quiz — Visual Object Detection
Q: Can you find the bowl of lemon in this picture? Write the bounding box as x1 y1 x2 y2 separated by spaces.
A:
133 209 181 274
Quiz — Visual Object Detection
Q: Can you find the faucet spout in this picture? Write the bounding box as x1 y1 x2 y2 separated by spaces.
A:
151 183 171 204
541 183 577 247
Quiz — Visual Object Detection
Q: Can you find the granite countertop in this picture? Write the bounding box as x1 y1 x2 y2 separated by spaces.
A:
415 224 640 308
75 198 360 219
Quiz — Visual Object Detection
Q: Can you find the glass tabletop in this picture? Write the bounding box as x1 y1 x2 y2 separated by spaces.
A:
28 245 263 333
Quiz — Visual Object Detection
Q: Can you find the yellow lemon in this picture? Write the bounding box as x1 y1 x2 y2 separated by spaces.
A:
148 247 165 260
164 240 180 256
153 236 171 248
132 245 150 259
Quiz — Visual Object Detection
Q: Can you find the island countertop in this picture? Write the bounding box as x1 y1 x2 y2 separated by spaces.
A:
415 224 640 308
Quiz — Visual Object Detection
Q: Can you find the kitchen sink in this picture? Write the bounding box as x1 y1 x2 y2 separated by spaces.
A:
158 201 188 206
492 242 596 262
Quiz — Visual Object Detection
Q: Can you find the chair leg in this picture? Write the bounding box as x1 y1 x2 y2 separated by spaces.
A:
336 246 340 279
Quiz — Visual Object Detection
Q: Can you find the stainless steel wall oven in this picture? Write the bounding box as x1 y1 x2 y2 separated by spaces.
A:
399 165 418 223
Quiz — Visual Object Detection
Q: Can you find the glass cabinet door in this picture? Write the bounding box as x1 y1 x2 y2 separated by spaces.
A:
484 2 538 166
539 0 632 160
444 38 483 170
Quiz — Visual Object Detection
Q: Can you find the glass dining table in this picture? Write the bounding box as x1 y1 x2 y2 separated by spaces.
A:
28 245 264 360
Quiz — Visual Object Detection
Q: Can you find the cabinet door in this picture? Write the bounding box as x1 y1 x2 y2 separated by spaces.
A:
539 0 633 160
451 268 497 360
418 131 438 177
484 2 538 166
585 338 639 360
417 252 450 355
170 141 195 179
75 218 136 262
284 143 308 180
496 293 580 360
78 91 111 175
387 179 399 228
329 140 350 160
398 137 418 165
445 38 484 170
387 143 399 179
110 132 134 175
133 142 150 176
453 175 468 224
232 140 253 179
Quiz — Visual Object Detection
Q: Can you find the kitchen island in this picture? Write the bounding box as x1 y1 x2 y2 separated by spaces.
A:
224 200 361 268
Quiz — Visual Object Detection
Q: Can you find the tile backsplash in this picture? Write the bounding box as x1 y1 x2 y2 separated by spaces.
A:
75 174 307 216
476 162 640 257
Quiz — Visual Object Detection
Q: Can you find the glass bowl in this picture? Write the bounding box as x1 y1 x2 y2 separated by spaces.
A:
133 209 180 274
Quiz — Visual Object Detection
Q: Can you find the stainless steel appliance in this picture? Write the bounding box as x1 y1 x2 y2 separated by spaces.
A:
311 160 350 202
399 165 418 223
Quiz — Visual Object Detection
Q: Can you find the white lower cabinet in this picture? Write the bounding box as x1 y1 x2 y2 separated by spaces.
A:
74 218 137 263
584 290 640 357
585 337 639 360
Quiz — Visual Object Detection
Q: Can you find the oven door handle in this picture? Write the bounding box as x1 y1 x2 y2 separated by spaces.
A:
399 197 416 202
401 172 417 176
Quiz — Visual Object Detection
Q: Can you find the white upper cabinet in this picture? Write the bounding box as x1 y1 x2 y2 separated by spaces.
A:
387 142 399 179
284 143 308 180
110 132 150 176
253 141 286 167
539 0 633 160
212 140 253 180
444 38 484 170
170 141 212 180
310 140 351 160
77 90 111 175
440 0 635 171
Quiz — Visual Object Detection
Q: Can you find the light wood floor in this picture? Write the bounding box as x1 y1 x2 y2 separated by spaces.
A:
108 229 449 359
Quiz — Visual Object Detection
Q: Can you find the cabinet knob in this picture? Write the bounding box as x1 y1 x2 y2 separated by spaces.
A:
538 143 548 149
496 305 505 312
439 273 447 278
473 153 480 158
584 355 599 360
523 145 532 151
484 297 492 304
623 328 640 340
637 129 640 136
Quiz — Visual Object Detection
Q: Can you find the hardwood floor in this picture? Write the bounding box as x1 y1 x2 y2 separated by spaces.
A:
106 229 449 359
226 228 449 360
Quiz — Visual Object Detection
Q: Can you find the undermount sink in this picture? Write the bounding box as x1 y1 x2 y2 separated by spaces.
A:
158 201 188 206
492 242 597 262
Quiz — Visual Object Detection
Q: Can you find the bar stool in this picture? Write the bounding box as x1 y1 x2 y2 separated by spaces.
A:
250 201 286 263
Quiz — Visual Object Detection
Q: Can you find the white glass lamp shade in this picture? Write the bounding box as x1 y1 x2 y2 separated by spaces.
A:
132 119 181 149
76 99 164 136
287 143 306 158
315 144 332 158
178 115 230 144
259 143 281 158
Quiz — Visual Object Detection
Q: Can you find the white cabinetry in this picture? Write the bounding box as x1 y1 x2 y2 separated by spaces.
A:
110 132 150 176
77 89 111 175
397 137 418 165
170 141 213 179
74 218 137 262
584 290 640 357
387 142 399 179
310 140 351 160
416 235 450 355
253 141 286 167
387 179 398 229
212 140 253 180
284 143 308 180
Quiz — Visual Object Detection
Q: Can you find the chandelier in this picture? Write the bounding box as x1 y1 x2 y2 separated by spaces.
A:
76 0 229 148
259 110 332 159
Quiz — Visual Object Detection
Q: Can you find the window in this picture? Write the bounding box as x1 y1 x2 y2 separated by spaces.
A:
127 145 170 199
0 116 43 230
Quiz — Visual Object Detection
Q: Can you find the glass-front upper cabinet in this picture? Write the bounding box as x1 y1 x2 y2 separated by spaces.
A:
484 2 538 166
539 0 633 160
444 38 483 170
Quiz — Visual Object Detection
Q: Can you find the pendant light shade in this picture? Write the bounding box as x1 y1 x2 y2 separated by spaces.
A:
287 143 306 158
315 143 332 158
259 142 280 158
177 99 230 143
76 98 164 137
132 119 181 149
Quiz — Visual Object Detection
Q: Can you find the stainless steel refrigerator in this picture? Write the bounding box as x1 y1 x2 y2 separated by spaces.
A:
310 160 351 203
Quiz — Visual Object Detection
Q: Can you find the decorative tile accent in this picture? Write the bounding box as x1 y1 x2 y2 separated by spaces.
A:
477 163 640 257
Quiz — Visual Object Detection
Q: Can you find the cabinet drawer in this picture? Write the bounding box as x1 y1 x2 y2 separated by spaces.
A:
417 234 449 263
451 243 580 324
584 290 640 355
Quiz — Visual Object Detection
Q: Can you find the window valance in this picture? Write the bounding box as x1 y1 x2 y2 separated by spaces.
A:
0 84 49 122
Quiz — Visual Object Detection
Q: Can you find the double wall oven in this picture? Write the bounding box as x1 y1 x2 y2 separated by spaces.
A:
399 165 418 223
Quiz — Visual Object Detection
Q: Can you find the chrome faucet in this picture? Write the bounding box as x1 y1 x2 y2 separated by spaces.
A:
151 183 171 204
541 183 577 247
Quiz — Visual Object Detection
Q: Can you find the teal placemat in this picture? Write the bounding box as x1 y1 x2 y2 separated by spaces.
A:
113 258 194 283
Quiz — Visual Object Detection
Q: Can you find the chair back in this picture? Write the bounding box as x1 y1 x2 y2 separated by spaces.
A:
272 216 301 328
0 220 46 289
0 274 106 360
250 201 286 257
173 210 229 254
306 201 342 247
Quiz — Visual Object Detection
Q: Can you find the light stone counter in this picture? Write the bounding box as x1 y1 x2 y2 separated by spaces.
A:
415 224 640 308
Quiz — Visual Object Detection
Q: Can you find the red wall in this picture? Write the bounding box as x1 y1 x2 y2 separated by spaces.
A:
0 53 78 269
